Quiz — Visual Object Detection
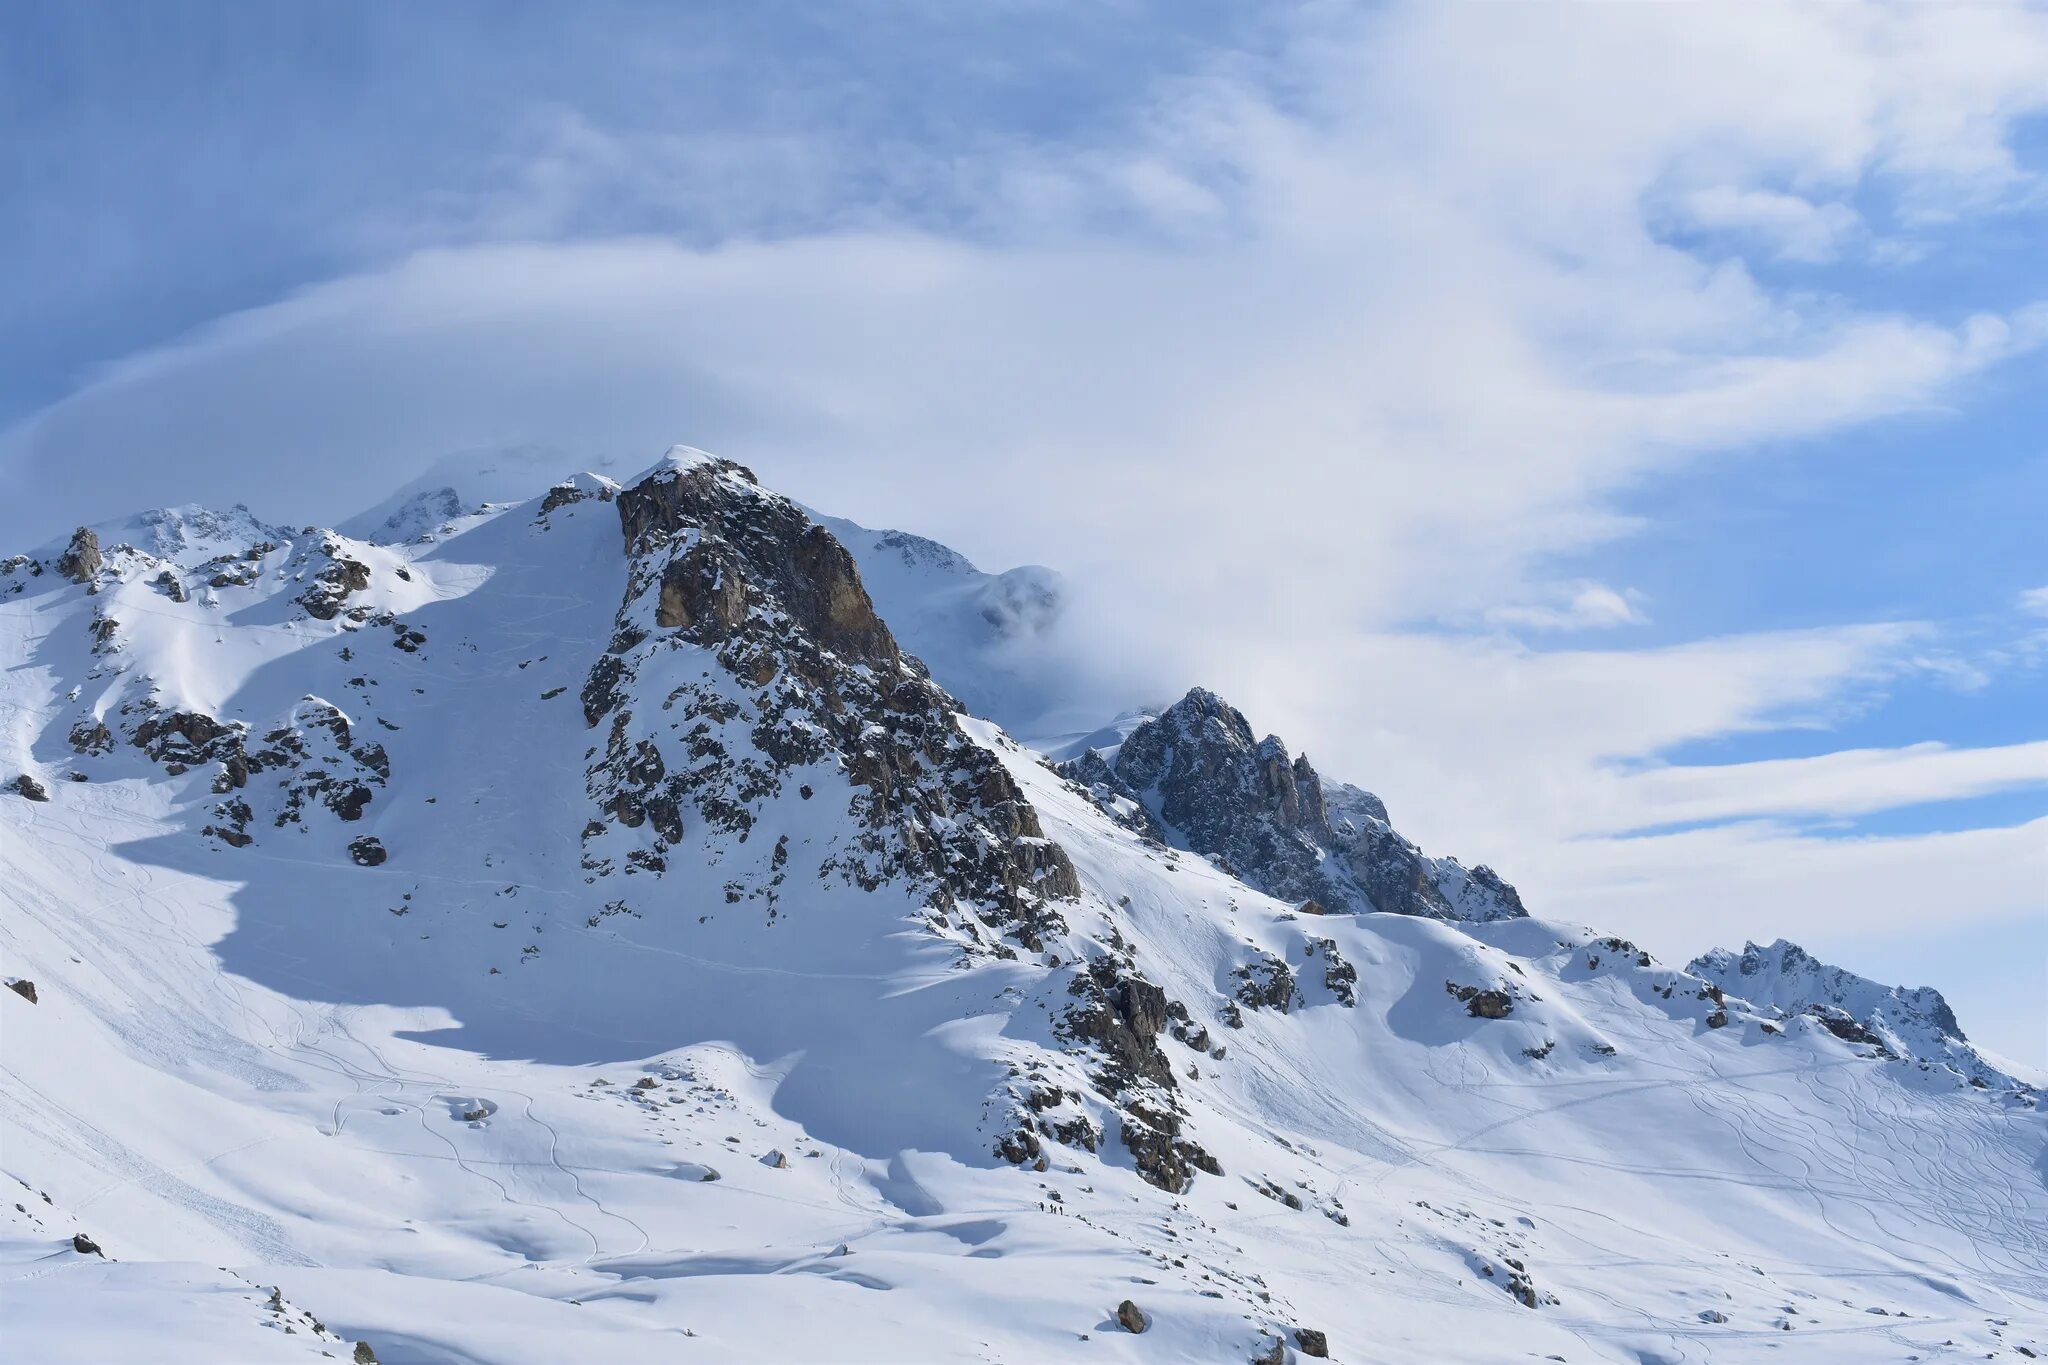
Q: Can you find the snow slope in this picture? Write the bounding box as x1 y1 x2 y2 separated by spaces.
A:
2 451 2043 1363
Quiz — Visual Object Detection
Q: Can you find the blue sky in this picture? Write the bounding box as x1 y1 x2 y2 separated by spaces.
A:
4 2 2043 1061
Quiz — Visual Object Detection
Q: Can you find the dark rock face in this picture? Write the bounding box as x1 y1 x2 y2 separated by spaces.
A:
1447 982 1515 1019
56 527 103 584
124 698 388 847
347 836 387 867
6 979 35 1004
1311 938 1358 1006
10 773 49 802
68 720 113 755
538 477 614 517
1055 957 1217 1192
71 1233 102 1257
616 458 897 670
299 546 373 621
1061 688 1525 923
1294 1327 1330 1357
1116 1300 1149 1333
1235 954 1299 1013
582 455 1077 944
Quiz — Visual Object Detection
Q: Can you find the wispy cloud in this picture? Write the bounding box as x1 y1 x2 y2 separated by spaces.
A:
1483 583 1647 632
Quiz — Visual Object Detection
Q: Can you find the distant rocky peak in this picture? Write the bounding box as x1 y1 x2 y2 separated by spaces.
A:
1687 939 2029 1092
1061 686 1525 925
1690 939 1966 1041
345 486 473 544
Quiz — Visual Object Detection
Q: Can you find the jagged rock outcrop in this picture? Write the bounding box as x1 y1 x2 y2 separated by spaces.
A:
1690 940 2030 1093
1052 956 1218 1191
298 545 373 621
1060 688 1525 922
121 697 390 847
580 451 1079 947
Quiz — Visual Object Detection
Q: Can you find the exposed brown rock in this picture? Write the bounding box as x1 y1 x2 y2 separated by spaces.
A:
56 527 102 584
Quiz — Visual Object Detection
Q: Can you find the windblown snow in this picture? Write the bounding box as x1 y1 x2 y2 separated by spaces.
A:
2 449 2042 1364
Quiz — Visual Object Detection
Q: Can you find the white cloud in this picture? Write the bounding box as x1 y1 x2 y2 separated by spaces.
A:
1483 582 1646 632
1526 817 2046 984
1599 740 2048 832
1678 187 1862 263
2019 585 2048 616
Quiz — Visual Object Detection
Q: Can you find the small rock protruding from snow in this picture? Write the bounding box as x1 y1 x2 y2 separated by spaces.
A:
1115 1299 1149 1333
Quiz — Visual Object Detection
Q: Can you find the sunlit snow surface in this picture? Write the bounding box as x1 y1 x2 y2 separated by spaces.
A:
2 485 2043 1363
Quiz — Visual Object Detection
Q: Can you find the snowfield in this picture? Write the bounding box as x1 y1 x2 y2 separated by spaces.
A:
2 452 2042 1363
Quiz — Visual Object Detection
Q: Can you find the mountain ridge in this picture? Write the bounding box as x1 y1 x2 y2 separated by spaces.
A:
3 448 2042 1363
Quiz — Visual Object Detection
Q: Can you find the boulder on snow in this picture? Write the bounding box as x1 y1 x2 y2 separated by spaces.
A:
1447 981 1514 1018
762 1149 790 1168
1465 990 1513 1019
6 979 35 1004
1116 1299 1149 1333
10 773 49 802
71 1233 102 1257
347 836 387 867
56 527 102 584
1293 1326 1330 1357
1252 1337 1287 1365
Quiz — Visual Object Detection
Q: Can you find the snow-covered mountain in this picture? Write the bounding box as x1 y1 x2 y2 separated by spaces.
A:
2 447 2042 1363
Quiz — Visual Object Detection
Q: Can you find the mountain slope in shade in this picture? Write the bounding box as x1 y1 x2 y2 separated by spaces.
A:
2 448 2043 1363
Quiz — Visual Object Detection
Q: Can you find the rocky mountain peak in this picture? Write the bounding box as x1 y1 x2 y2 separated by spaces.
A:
1062 686 1525 923
580 455 1078 949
